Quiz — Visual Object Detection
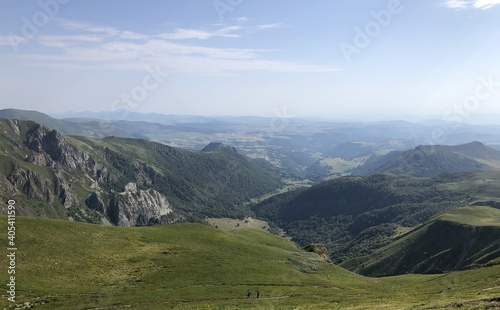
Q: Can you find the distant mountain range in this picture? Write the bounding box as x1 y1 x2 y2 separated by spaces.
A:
3 108 500 179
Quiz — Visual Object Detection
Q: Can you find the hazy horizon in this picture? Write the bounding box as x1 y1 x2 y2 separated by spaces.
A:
1 0 499 121
1 106 500 125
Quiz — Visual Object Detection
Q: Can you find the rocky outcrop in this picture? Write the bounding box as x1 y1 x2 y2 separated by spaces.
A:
0 120 186 226
87 183 173 226
304 243 333 263
53 170 78 208
7 168 54 204
26 152 53 167
24 124 111 183
20 125 177 225
85 192 107 214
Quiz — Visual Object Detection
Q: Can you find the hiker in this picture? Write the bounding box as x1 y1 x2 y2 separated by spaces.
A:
256 290 260 299
247 290 251 298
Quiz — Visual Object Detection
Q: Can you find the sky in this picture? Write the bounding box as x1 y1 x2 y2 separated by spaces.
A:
0 0 499 120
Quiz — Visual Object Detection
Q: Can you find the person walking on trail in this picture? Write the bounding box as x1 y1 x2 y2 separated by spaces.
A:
256 290 260 299
247 290 251 298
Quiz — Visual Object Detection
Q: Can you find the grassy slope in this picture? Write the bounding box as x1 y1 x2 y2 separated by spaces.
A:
207 217 270 232
437 171 500 203
439 205 500 227
1 217 500 309
353 206 500 276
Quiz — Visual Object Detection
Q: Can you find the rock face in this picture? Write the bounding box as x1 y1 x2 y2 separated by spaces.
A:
85 192 107 214
85 185 174 226
1 121 180 226
7 168 54 204
24 124 111 183
303 243 333 263
104 183 173 226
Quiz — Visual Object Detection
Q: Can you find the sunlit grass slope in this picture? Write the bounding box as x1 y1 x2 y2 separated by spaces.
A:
354 206 500 277
1 216 500 309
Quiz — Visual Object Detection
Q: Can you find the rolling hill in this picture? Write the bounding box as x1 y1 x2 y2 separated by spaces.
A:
350 206 500 276
1 216 500 309
306 141 500 180
252 171 500 274
366 142 500 177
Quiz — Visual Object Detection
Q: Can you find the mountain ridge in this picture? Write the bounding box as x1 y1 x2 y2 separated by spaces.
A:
0 119 282 225
355 141 500 177
349 206 500 276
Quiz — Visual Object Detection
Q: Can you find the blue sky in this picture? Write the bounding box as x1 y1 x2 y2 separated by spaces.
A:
0 0 499 120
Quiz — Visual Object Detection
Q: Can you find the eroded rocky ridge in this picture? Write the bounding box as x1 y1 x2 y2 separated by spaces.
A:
1 120 179 226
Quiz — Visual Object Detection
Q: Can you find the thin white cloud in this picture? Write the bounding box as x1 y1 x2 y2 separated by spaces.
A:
52 18 119 35
37 35 105 48
441 0 470 9
51 18 147 40
159 26 241 40
472 0 500 9
0 35 28 46
255 23 286 30
235 17 249 23
121 31 148 40
440 0 500 9
39 35 104 43
5 19 337 74
19 54 337 75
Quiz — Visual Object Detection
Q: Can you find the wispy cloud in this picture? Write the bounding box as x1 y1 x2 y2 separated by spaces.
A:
52 18 119 35
255 23 287 30
0 35 28 46
121 31 148 40
235 17 249 23
440 0 500 9
441 0 471 9
159 26 241 40
5 18 337 74
472 0 500 9
39 35 104 43
51 18 147 40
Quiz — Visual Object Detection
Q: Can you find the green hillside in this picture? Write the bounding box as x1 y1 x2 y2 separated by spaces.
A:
68 135 282 218
253 171 500 274
373 142 500 177
352 206 500 276
2 216 500 309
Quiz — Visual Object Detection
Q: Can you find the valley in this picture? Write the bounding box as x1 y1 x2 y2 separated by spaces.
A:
1 109 500 308
3 1 500 308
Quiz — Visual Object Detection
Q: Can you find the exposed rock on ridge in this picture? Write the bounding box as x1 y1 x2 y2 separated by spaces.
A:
2 122 180 226
107 183 173 226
